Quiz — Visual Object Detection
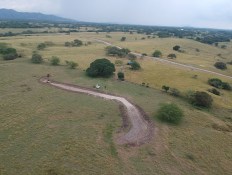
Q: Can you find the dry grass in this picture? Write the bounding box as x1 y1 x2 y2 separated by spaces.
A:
1 31 232 175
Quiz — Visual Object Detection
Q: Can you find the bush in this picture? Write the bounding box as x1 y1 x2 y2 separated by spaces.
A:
208 78 231 90
130 61 141 70
64 39 83 47
214 62 227 70
0 47 17 55
208 88 220 96
37 43 46 50
65 42 71 47
73 39 83 47
167 54 176 59
162 85 170 92
31 53 43 64
106 46 130 58
221 82 232 90
170 88 181 97
65 61 78 69
50 56 60 66
3 53 17 60
86 58 115 77
173 45 181 51
117 72 125 80
156 103 183 124
152 50 162 57
194 91 213 108
121 37 126 41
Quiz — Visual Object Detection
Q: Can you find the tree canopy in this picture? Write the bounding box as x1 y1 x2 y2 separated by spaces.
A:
86 58 115 77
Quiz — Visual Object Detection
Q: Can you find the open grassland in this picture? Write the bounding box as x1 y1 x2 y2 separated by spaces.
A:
2 32 232 111
1 32 232 174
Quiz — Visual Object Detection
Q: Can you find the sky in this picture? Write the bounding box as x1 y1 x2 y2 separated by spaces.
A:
0 0 232 29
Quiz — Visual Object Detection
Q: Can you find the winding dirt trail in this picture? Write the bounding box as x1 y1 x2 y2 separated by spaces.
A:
40 78 153 146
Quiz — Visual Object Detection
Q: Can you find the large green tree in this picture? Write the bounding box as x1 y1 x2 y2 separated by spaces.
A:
86 58 115 77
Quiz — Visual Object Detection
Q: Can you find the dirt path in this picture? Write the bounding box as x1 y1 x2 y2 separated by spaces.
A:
94 39 232 80
40 78 153 146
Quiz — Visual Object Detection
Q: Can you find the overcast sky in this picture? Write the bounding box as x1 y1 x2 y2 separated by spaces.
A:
0 0 232 29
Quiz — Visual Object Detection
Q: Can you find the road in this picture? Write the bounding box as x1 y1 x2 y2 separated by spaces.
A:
94 39 232 80
40 78 153 146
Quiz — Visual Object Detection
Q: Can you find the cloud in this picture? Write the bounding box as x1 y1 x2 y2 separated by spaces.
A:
0 0 62 14
0 0 231 29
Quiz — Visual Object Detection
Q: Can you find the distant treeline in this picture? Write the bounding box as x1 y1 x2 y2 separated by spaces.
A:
0 20 232 44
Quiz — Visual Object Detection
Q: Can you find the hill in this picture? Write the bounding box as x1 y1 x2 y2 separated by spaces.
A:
0 8 74 22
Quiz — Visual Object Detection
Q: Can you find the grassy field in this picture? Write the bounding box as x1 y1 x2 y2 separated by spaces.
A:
1 32 232 174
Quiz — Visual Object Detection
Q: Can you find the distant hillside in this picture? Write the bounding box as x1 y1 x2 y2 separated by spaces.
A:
0 9 75 22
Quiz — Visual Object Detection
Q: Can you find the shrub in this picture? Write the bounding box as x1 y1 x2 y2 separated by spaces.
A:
65 42 71 47
121 37 126 41
221 82 232 90
162 85 170 92
208 88 220 96
208 78 223 88
0 47 17 55
106 46 130 58
170 88 181 97
86 58 115 77
66 61 78 69
31 53 43 64
208 78 231 90
65 39 83 47
130 61 141 70
37 43 46 50
156 103 183 124
73 39 83 47
167 54 176 59
117 72 125 80
152 50 162 57
3 53 17 60
173 45 181 51
194 91 213 108
50 56 60 66
214 62 227 70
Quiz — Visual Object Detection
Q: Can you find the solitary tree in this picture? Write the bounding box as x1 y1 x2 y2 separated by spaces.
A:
86 58 115 77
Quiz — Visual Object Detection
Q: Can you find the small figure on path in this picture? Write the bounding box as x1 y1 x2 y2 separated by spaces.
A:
47 74 50 83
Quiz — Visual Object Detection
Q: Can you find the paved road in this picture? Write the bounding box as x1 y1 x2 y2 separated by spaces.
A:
40 78 153 146
94 39 232 80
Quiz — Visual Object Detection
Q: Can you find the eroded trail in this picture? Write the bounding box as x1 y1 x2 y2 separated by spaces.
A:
40 78 153 146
